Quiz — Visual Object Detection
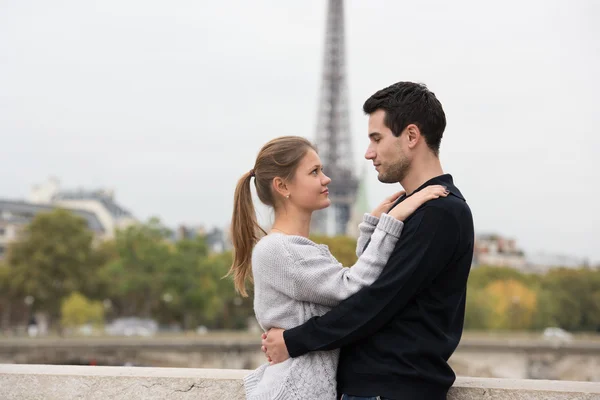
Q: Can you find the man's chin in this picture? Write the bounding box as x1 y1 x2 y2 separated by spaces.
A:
377 173 395 184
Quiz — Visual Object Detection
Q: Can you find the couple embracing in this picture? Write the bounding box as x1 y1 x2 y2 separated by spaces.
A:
229 81 474 400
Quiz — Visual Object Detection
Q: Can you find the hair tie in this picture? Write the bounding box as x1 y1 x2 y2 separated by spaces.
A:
249 168 255 177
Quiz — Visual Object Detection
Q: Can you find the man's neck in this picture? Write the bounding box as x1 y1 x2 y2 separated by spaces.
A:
400 157 444 195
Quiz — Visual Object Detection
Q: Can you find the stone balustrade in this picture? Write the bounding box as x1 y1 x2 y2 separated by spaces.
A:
3 337 599 381
1 364 600 399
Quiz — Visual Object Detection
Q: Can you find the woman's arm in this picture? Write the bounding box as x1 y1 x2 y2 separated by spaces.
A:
355 213 379 257
259 186 449 308
282 213 403 307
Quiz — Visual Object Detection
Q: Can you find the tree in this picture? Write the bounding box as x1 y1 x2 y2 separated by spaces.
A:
60 292 104 328
310 235 357 266
82 239 119 301
0 261 14 331
542 268 600 331
468 265 535 290
99 217 172 318
160 236 211 329
464 288 493 330
484 279 537 330
7 209 96 323
530 288 556 330
197 251 254 330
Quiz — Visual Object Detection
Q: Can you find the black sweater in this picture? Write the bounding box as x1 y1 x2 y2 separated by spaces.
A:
284 174 474 400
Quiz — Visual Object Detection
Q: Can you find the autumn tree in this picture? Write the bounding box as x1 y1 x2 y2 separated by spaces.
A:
484 279 537 330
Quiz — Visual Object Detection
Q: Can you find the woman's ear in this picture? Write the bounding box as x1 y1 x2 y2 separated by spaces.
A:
272 177 290 198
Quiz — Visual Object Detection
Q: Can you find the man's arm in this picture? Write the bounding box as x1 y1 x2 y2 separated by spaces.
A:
282 206 460 358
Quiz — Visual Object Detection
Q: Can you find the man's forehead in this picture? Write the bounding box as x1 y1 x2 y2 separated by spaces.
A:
368 110 387 126
369 109 384 118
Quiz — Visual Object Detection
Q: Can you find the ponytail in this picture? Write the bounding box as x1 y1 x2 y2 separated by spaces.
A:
228 136 317 297
228 170 265 297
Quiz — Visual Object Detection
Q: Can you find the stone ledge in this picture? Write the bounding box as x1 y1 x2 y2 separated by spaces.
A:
1 364 599 399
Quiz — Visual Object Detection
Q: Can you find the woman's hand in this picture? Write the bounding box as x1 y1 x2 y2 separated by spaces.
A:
370 191 405 219
387 185 449 221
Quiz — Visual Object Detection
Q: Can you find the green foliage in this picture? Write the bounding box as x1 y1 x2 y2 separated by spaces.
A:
3 213 599 334
60 292 104 327
194 251 253 330
541 268 600 331
0 261 14 329
309 235 358 266
94 219 246 330
98 217 173 318
467 265 537 289
530 289 556 330
0 261 10 294
159 237 218 329
466 265 600 332
464 288 492 330
6 209 96 319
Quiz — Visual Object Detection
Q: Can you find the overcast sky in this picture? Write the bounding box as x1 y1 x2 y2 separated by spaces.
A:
1 0 598 263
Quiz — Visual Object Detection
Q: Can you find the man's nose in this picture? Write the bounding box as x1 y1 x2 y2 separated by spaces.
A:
365 148 375 160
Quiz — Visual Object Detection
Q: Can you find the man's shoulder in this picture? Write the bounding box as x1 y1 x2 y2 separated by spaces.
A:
407 195 472 229
440 192 471 217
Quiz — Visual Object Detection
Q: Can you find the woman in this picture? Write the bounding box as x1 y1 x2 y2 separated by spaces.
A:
229 136 448 399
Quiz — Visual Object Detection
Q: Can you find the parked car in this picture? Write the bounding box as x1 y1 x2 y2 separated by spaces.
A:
105 317 158 337
542 327 573 342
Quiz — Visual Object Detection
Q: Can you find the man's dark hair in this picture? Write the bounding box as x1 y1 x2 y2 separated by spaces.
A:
363 82 446 156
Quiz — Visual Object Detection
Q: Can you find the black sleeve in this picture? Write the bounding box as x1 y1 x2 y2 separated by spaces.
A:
284 206 459 357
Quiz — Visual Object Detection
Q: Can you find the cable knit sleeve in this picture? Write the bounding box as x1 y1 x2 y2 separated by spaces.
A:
280 213 403 308
355 213 380 257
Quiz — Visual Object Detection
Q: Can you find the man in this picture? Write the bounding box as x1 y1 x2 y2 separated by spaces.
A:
262 81 475 400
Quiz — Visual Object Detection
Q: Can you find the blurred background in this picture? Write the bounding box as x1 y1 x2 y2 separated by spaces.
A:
0 0 599 382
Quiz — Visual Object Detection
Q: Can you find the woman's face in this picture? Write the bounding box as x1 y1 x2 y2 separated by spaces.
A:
286 149 331 212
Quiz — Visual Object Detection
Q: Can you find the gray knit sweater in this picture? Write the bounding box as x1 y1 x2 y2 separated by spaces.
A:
244 213 404 400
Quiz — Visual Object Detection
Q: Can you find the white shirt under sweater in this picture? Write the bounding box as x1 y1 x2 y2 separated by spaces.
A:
244 213 404 400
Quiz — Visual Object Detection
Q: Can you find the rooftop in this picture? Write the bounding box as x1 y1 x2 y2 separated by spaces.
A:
0 199 105 233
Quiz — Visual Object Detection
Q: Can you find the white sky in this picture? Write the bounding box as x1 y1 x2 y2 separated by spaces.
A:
1 0 599 262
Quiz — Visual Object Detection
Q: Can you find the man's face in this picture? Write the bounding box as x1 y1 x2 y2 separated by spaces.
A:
364 109 411 183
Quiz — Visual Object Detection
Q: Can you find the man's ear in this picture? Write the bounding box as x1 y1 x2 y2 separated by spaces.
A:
406 124 422 149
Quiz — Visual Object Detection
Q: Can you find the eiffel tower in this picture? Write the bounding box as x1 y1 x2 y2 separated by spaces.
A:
312 0 358 236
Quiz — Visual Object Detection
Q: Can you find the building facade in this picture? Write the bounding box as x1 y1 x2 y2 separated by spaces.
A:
0 177 135 259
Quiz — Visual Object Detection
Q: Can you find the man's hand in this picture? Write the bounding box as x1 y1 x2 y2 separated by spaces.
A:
261 328 289 364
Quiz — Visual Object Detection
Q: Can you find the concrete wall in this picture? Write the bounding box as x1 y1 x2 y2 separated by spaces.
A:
3 337 599 381
1 364 599 400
